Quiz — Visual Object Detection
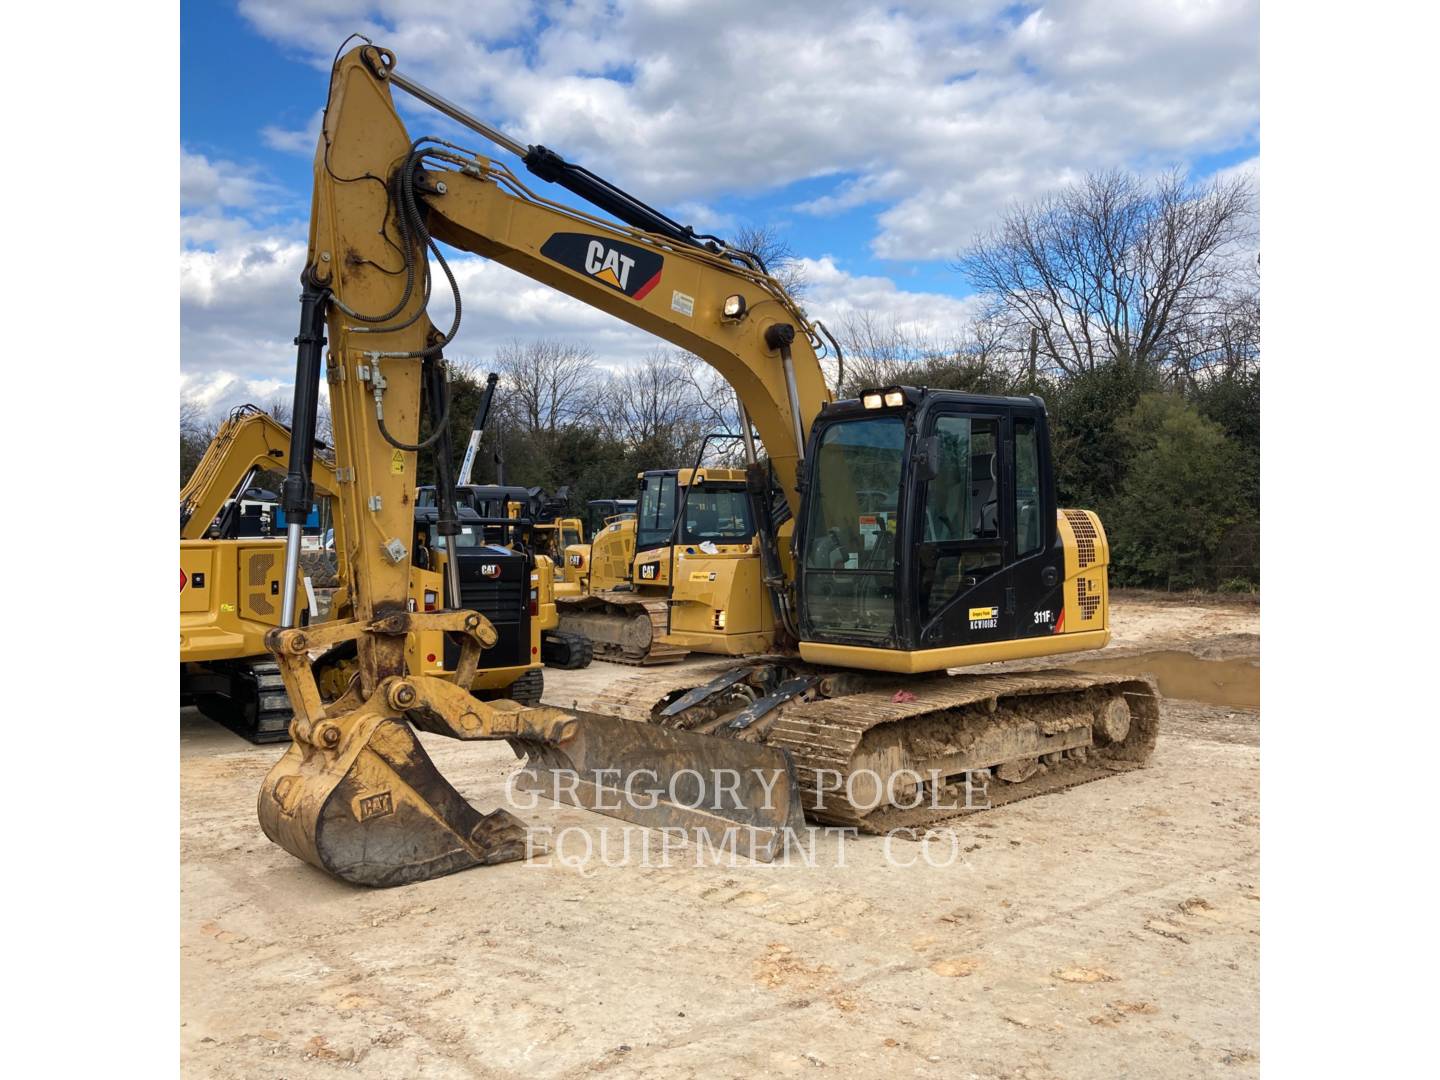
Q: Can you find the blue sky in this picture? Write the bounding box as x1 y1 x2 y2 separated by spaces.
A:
180 0 1258 415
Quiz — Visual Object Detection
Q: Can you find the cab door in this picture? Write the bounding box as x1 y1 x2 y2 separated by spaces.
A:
909 408 1013 649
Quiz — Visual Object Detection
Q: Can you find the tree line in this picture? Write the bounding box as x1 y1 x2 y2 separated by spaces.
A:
182 167 1258 591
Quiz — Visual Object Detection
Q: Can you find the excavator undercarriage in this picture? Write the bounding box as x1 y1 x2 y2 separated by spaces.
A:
591 660 1160 834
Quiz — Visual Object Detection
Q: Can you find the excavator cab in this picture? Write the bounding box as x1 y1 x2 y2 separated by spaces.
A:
795 388 1108 671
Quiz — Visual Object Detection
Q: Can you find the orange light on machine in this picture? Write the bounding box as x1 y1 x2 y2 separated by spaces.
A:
180 568 187 592
426 652 438 664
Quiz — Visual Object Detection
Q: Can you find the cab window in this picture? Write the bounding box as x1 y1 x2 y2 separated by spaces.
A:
918 415 1002 619
1014 418 1041 557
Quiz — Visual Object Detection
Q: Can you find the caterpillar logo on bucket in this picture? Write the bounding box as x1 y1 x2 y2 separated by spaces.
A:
480 563 501 579
540 232 663 299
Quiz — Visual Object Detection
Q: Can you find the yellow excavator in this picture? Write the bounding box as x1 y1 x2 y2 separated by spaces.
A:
180 405 339 740
254 41 1159 887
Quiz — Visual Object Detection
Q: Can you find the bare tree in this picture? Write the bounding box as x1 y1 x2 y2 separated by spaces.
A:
264 394 292 425
493 338 602 434
180 396 218 485
953 169 1257 378
833 308 1024 397
731 223 808 300
606 348 703 450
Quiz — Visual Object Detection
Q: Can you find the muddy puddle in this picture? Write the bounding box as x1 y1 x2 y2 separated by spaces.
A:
1066 649 1258 708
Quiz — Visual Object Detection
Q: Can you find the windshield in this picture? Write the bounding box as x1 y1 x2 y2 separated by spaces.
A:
429 525 485 550
801 417 906 640
680 485 753 544
636 474 678 550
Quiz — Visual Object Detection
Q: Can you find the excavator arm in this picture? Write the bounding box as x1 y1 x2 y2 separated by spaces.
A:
257 43 813 885
180 405 338 540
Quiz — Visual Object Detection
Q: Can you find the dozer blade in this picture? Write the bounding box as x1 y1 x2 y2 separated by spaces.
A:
512 709 808 862
259 703 529 888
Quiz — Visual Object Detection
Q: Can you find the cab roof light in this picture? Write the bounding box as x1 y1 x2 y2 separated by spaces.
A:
861 387 905 409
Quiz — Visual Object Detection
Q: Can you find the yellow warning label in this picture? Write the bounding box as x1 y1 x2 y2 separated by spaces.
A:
390 450 405 474
968 606 998 620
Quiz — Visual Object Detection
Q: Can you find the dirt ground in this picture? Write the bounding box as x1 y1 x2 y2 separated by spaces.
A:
181 591 1260 1078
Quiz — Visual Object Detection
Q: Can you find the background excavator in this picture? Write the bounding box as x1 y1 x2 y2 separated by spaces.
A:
181 406 338 740
255 41 1158 888
181 405 550 740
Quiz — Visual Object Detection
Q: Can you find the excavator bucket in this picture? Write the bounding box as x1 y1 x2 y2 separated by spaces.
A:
512 709 808 863
259 679 807 886
258 703 532 888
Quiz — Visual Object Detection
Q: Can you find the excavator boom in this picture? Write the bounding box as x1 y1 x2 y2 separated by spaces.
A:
257 44 809 885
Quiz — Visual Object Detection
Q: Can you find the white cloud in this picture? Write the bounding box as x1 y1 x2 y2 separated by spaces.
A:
797 256 986 342
234 0 1257 259
179 214 980 419
187 2 1256 414
260 109 324 154
181 149 274 209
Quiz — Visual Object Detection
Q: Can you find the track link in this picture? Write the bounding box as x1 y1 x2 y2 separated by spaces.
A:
594 662 1161 831
555 593 688 666
764 670 1159 832
194 659 293 743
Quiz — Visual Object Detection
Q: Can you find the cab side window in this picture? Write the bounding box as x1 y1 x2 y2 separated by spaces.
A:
1014 418 1041 557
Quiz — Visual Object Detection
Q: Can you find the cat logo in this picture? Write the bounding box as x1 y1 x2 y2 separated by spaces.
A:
480 563 501 579
569 554 583 567
584 240 635 288
638 562 659 581
540 232 663 299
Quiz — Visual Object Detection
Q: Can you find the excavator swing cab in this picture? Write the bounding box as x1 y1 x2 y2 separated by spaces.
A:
795 387 1097 668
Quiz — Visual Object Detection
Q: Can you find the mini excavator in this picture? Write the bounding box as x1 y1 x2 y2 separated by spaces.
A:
256 41 1158 887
